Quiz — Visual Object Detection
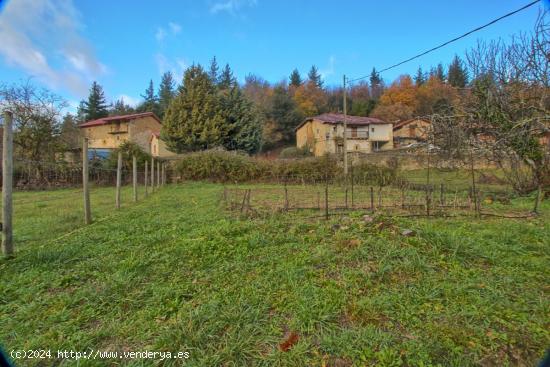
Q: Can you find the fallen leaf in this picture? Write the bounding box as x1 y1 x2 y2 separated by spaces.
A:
279 331 299 352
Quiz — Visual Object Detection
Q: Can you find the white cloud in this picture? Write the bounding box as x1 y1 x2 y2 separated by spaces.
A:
117 94 140 107
63 99 81 115
210 0 257 15
155 53 188 78
320 55 336 80
168 22 182 34
155 27 167 42
0 0 106 96
156 22 182 42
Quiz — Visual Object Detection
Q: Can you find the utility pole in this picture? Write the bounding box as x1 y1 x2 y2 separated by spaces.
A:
343 75 348 176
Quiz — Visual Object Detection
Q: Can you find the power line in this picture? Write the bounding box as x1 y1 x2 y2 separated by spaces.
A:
348 0 541 83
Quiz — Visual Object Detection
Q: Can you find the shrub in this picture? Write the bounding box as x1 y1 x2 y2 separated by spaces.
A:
174 150 267 183
106 142 152 170
172 150 404 185
172 150 341 183
352 162 400 187
279 146 313 159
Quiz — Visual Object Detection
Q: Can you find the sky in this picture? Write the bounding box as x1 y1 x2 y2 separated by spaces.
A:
0 0 545 114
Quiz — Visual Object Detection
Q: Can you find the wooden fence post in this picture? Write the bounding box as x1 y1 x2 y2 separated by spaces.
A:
425 187 431 217
317 191 320 211
151 157 155 192
477 189 482 217
370 186 374 212
157 160 160 189
2 111 14 256
116 150 122 209
144 160 148 197
325 176 329 220
240 189 248 213
132 155 137 202
284 179 289 211
82 137 91 225
350 163 354 208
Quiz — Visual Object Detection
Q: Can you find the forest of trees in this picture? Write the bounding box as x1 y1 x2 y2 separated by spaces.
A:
54 45 469 155
1 9 547 167
58 52 472 155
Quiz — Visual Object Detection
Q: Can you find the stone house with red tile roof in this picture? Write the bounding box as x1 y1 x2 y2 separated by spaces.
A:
295 113 393 156
79 112 173 158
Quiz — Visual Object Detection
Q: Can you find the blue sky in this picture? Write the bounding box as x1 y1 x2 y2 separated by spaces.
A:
0 0 545 113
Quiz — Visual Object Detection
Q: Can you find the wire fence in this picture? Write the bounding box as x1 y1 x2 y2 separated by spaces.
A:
222 175 533 220
0 154 173 253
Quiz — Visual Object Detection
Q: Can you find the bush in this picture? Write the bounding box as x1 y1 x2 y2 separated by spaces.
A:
174 150 267 182
172 150 404 185
172 150 341 183
106 142 152 170
351 162 400 187
279 146 313 159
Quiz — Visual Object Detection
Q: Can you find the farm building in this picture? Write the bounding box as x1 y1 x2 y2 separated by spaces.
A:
150 131 173 157
295 113 393 156
79 112 174 158
392 118 431 148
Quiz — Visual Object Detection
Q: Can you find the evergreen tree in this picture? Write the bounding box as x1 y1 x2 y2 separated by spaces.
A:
162 65 226 152
307 65 323 88
208 56 220 84
158 71 176 118
219 63 236 90
59 113 80 149
289 69 302 87
269 85 303 143
81 81 109 121
369 67 381 87
138 79 160 115
220 87 262 153
76 100 87 122
431 63 446 82
110 98 134 116
414 67 426 86
447 55 469 88
369 67 383 99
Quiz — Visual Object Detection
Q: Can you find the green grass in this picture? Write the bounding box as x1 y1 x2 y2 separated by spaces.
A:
1 183 548 366
5 185 149 247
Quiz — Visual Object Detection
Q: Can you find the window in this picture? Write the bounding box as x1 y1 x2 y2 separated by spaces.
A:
372 141 383 151
351 126 358 138
371 127 375 133
355 144 360 151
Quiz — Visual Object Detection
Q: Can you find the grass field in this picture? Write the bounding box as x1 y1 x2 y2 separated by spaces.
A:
1 183 549 366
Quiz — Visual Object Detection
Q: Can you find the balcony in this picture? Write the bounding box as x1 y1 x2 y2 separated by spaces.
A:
108 126 128 134
344 131 369 139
